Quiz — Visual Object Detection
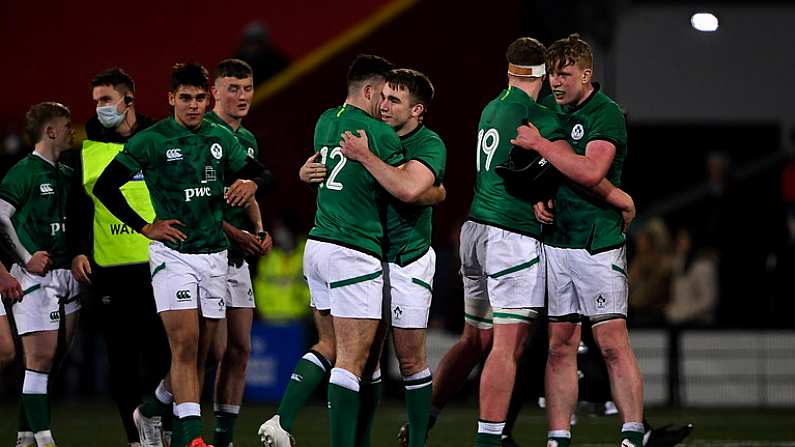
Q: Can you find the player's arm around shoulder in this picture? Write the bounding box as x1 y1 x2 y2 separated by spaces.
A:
339 128 439 204
512 114 613 187
402 132 447 205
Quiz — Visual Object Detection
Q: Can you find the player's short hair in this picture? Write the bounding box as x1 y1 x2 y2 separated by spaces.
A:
546 33 593 74
346 54 394 92
170 63 210 92
506 37 547 67
91 67 135 94
25 102 71 143
214 58 253 80
386 69 434 112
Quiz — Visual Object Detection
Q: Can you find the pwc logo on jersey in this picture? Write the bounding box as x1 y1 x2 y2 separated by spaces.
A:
184 186 212 202
210 143 223 160
166 148 183 161
39 183 54 195
50 222 66 236
571 124 585 140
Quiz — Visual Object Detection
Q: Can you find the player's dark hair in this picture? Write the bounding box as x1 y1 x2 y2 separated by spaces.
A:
91 67 135 94
214 58 253 80
25 102 71 143
506 37 547 67
546 33 593 74
386 69 434 113
346 54 394 92
170 63 210 92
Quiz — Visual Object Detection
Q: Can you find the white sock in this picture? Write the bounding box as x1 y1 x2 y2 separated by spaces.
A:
302 352 327 372
214 403 240 414
622 421 645 433
477 420 505 435
548 430 571 439
155 379 173 405
329 367 360 392
175 402 201 418
403 368 432 390
366 368 382 384
22 370 48 394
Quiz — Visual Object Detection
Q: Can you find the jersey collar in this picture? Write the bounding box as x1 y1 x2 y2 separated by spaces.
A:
564 82 601 113
31 151 56 167
400 123 424 141
340 103 373 119
205 110 240 134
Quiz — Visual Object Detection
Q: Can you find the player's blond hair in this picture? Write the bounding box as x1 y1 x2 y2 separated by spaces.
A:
546 33 593 74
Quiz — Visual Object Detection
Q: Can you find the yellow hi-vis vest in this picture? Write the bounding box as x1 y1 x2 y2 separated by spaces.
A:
254 239 310 321
81 140 155 267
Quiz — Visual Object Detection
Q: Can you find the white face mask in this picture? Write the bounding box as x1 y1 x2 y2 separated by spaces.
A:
96 99 127 128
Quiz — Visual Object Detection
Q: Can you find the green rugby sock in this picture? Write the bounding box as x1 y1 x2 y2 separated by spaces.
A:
355 372 383 447
140 393 170 418
328 368 360 447
621 421 645 447
212 410 238 447
403 370 432 447
180 416 202 445
22 394 49 433
17 399 31 432
277 351 330 433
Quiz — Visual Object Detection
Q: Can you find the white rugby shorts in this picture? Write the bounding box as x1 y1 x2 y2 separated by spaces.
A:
304 239 383 319
11 265 80 335
459 221 545 327
226 261 255 309
149 242 229 319
545 245 628 320
385 248 435 329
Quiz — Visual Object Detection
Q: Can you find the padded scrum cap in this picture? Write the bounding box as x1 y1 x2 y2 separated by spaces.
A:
495 146 561 201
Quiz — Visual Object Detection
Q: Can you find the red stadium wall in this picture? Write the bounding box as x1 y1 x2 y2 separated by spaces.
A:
0 0 396 125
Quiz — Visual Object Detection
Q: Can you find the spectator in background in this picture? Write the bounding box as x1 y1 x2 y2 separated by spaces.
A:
235 21 289 85
253 218 309 322
665 228 718 326
1 127 24 178
628 218 673 327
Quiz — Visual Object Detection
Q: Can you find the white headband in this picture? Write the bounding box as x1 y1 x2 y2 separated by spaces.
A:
507 63 546 78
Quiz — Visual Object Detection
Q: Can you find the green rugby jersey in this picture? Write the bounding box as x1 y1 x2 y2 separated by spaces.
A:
308 104 403 259
0 153 74 268
541 83 628 253
114 116 250 254
205 111 260 261
468 87 567 237
384 125 447 266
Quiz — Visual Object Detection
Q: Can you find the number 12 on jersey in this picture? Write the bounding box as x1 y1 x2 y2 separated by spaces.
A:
318 146 346 190
476 128 499 172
